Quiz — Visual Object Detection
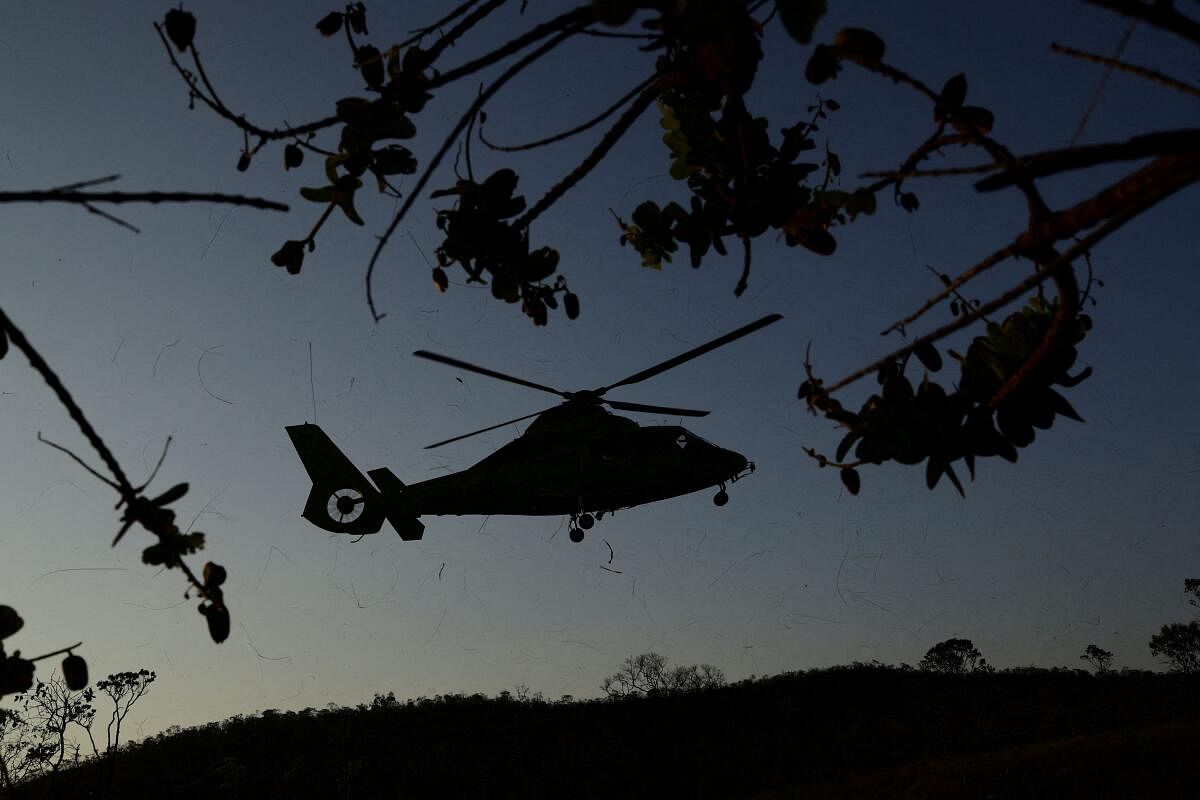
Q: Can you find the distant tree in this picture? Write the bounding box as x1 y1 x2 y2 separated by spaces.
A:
601 652 726 698
16 676 96 776
1185 578 1200 611
1149 622 1200 674
918 638 992 674
0 707 40 790
1080 644 1114 674
90 669 156 761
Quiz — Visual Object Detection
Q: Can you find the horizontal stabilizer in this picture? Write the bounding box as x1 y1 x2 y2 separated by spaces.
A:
368 467 424 541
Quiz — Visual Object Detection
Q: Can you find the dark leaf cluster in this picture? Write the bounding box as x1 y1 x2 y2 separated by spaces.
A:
613 3 864 293
433 168 576 325
802 296 1091 495
1 607 87 699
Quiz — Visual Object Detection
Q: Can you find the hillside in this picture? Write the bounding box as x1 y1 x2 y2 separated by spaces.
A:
9 666 1200 799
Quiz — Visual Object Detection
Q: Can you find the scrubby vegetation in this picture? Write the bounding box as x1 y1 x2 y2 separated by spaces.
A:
6 663 1198 799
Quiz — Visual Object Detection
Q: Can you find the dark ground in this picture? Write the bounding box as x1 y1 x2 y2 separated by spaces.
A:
8 665 1200 799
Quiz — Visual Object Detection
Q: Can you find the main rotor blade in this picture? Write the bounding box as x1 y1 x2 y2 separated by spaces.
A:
600 313 783 393
423 408 550 450
413 350 567 398
605 400 709 417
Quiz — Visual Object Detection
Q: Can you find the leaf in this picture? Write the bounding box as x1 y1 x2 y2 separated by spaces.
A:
925 458 944 490
151 483 189 507
164 9 196 52
789 227 837 256
564 292 580 320
778 0 828 45
943 463 965 497
805 44 839 84
61 654 88 691
331 176 365 225
0 656 34 697
432 267 449 292
0 606 23 640
284 143 304 170
1047 389 1084 422
523 247 560 283
0 326 8 360
271 240 305 275
357 45 384 89
199 603 230 644
914 342 943 372
840 467 861 496
836 431 861 462
315 12 343 36
935 73 968 121
203 561 227 588
833 28 885 64
371 144 417 175
300 185 337 203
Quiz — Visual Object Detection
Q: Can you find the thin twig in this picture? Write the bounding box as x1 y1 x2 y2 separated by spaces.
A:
154 23 342 143
36 432 121 491
136 437 173 492
426 6 593 90
82 203 142 234
479 72 658 152
422 0 510 66
514 84 660 231
400 0 489 49
47 175 121 192
826 209 1144 396
882 244 1019 336
1065 21 1139 146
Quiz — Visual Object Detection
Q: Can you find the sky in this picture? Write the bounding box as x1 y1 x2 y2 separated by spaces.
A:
1 1 1197 738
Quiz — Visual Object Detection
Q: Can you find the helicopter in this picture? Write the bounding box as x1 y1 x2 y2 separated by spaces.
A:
286 313 781 543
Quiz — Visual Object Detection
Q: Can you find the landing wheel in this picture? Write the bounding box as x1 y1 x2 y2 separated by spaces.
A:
569 526 585 543
714 490 729 507
578 513 595 530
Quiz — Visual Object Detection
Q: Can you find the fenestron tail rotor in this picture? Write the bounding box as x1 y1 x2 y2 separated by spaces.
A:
414 313 781 448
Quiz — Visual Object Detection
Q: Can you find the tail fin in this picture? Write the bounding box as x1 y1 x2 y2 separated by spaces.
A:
285 424 385 536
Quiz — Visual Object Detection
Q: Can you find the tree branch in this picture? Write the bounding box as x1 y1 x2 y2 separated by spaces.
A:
1051 41 1200 98
1084 0 1200 47
365 22 586 320
0 189 286 212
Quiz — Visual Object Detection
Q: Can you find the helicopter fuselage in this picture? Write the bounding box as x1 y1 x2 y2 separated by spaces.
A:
403 408 751 517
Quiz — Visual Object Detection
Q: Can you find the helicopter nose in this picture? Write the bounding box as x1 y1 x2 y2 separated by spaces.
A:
720 448 749 477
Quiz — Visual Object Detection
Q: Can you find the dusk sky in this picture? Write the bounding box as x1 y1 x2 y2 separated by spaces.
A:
2 1 1197 739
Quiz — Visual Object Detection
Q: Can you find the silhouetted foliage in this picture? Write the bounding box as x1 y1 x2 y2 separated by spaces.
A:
1149 622 1200 674
600 651 726 698
1185 577 1200 610
919 637 992 674
1080 644 1115 674
1147 578 1200 673
158 0 1200 497
9 665 1200 799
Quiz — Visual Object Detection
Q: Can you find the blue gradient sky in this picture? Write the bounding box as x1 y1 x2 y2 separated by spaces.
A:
2 1 1197 736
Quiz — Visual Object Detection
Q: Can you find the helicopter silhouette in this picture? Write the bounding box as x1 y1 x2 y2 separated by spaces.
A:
286 313 781 543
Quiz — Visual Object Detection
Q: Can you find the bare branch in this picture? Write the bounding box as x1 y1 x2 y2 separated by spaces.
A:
479 72 658 153
0 188 286 212
1084 0 1200 47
